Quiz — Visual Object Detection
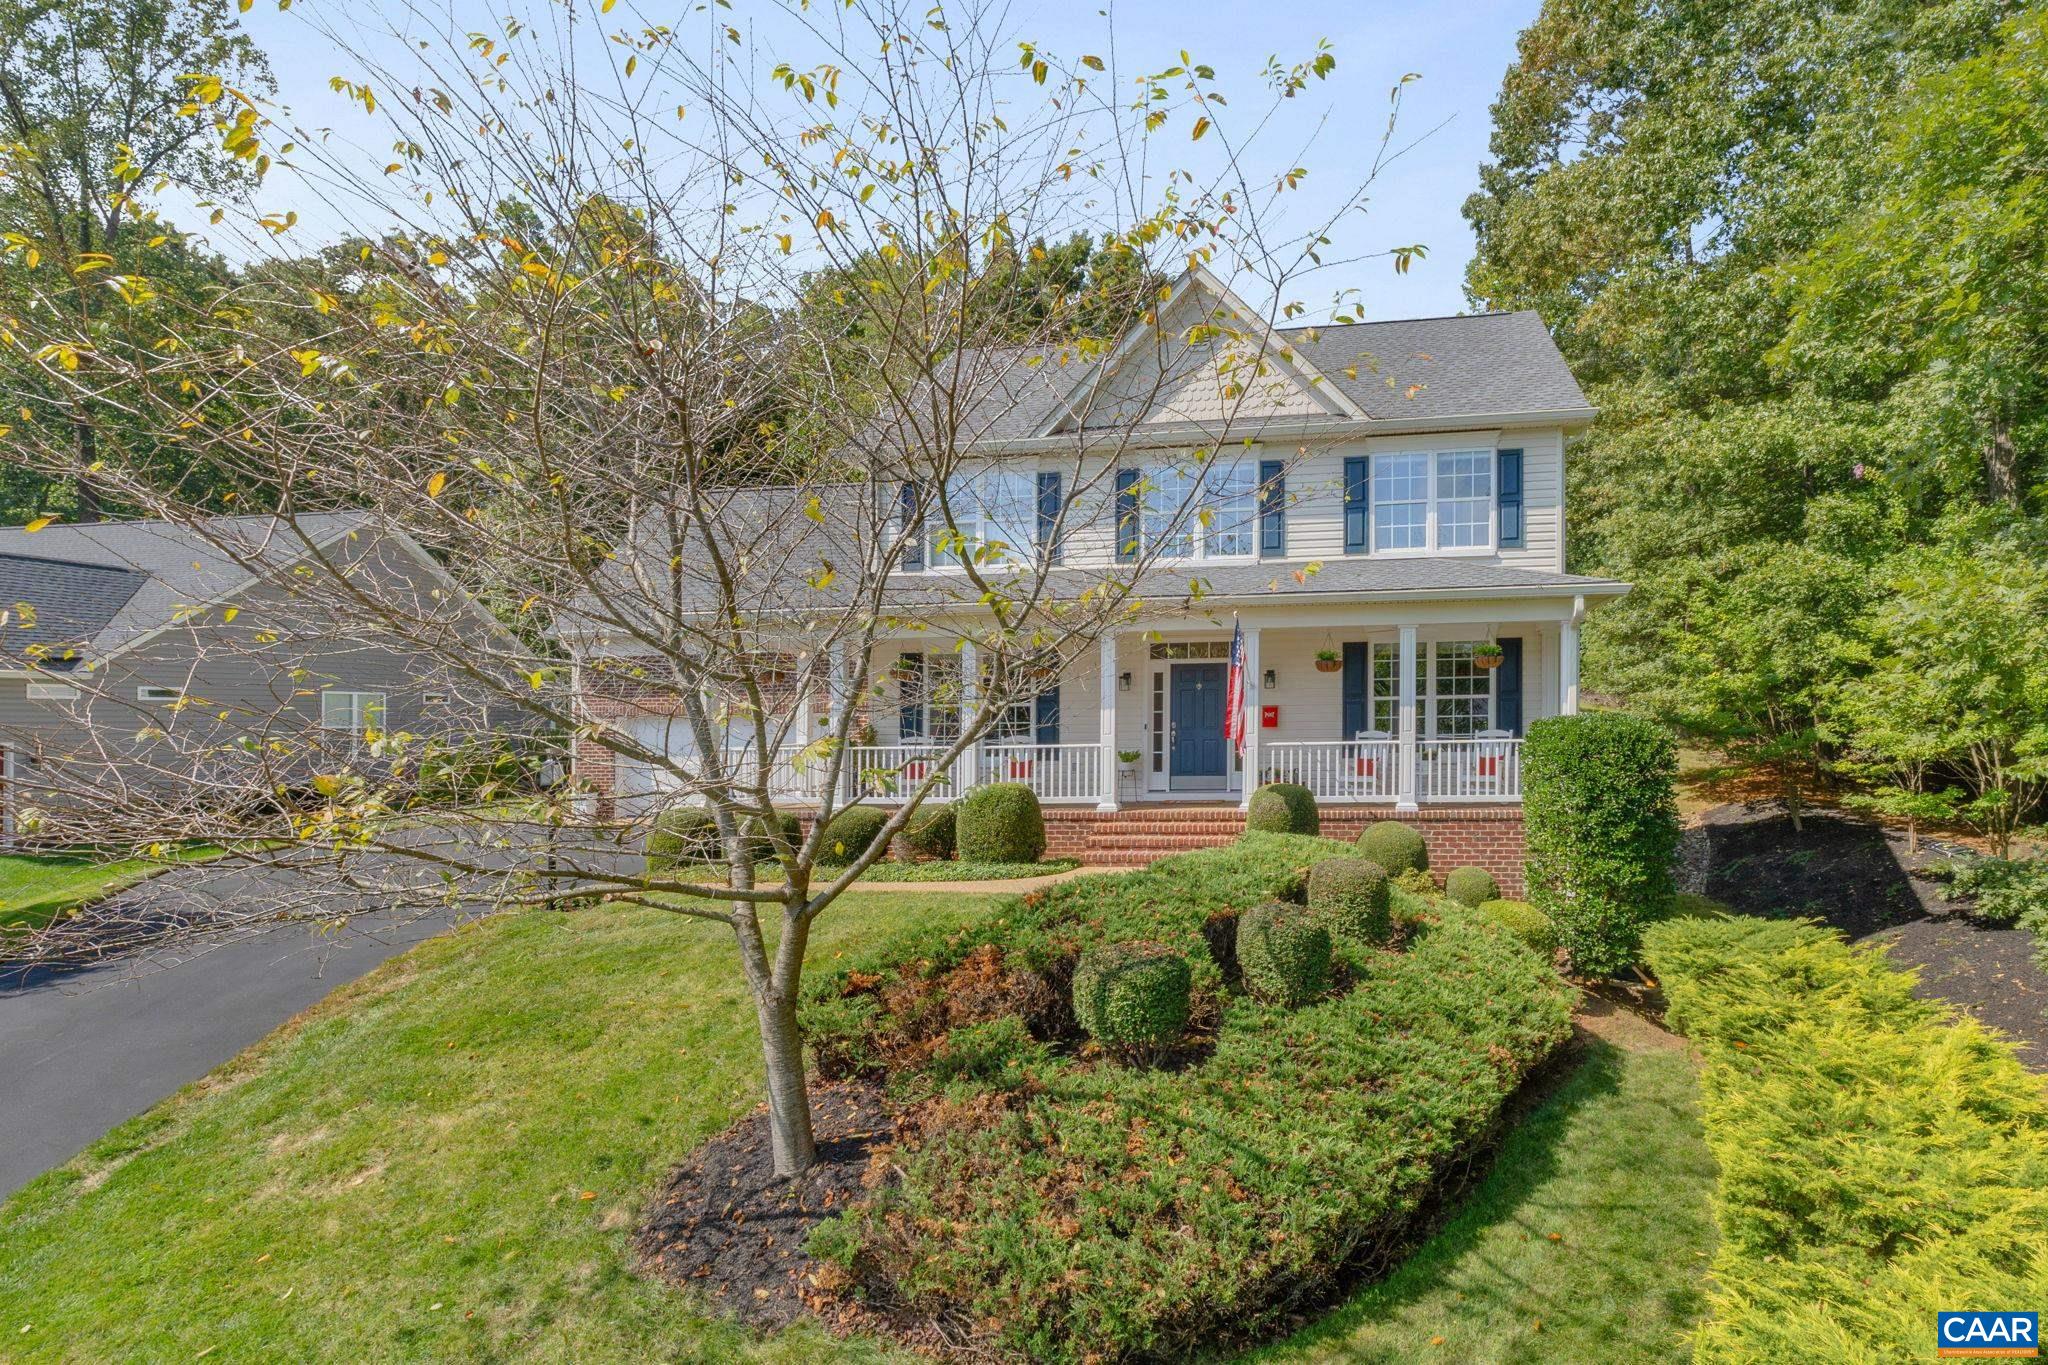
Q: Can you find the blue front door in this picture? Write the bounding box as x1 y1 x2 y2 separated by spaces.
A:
1170 662 1229 786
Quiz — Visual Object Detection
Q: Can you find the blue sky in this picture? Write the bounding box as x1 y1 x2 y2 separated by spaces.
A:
218 0 1538 322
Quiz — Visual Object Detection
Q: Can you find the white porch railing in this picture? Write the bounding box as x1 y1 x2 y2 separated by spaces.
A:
845 743 962 800
1262 737 1522 803
1262 740 1401 802
1418 737 1522 802
975 743 1102 804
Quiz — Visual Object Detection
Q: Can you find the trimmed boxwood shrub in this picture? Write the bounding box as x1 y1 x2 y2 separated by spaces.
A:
797 835 1573 1362
1644 916 2048 1360
1523 713 1678 975
900 803 957 862
955 782 1045 864
1356 819 1428 875
1236 900 1331 1007
1479 899 1557 956
744 812 804 865
817 805 890 866
1071 942 1193 1052
644 804 718 871
1444 866 1500 908
1306 856 1392 946
1245 782 1319 835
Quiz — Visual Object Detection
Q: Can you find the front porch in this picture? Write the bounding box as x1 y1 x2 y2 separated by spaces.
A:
806 602 1587 812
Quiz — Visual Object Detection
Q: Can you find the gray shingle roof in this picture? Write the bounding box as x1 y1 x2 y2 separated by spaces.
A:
0 553 149 666
939 310 1589 443
0 513 371 656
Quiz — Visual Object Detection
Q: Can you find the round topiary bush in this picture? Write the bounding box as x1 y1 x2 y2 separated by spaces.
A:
1356 820 1429 876
1245 782 1319 835
1072 942 1193 1052
817 805 890 866
1479 899 1558 957
1444 866 1501 908
645 804 718 871
744 811 805 864
1236 900 1331 1007
955 782 1045 863
900 803 957 862
1307 857 1392 946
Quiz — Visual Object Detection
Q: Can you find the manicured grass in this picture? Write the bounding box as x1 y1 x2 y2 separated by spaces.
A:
0 851 189 937
1256 1040 1717 1363
0 893 1002 1362
847 858 1080 882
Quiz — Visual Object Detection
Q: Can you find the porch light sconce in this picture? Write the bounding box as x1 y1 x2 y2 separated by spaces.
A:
1262 668 1277 691
1118 671 1132 692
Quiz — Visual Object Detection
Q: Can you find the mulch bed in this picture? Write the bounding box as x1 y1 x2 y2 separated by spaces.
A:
634 1079 893 1330
1696 806 2047 1069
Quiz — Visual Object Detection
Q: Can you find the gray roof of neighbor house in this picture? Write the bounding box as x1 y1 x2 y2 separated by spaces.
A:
939 309 1592 443
0 513 372 660
0 553 150 667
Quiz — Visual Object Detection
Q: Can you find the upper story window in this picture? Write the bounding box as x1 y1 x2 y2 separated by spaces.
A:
1137 460 1257 561
1370 449 1495 554
321 689 387 735
931 472 1037 567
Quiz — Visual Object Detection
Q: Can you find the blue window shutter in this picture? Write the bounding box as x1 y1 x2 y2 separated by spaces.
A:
1497 449 1524 549
1036 470 1063 564
1343 456 1370 554
1496 638 1523 735
900 480 924 570
1258 459 1285 557
1035 685 1061 745
1114 468 1140 562
898 652 925 739
1341 642 1369 737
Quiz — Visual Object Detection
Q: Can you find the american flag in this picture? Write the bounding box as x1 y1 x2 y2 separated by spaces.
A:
1223 616 1247 755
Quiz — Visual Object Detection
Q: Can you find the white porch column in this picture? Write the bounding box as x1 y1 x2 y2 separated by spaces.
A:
1238 625 1262 810
1560 595 1584 716
826 647 852 804
1097 631 1120 811
1396 624 1419 812
959 638 979 791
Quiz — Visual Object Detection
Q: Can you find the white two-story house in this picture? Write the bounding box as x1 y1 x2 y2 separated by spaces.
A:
571 269 1627 877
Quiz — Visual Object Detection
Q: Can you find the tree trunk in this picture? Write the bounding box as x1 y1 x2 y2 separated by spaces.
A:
1986 417 2019 508
756 991 817 1176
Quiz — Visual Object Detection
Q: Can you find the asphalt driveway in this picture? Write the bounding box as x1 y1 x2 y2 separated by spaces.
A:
0 908 457 1199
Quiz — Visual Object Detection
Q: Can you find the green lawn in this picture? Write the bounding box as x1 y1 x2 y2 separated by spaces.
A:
0 851 189 938
1 886 1717 1363
1259 1035 1717 1363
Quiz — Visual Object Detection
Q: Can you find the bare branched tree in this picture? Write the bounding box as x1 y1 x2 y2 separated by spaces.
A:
0 0 1423 1174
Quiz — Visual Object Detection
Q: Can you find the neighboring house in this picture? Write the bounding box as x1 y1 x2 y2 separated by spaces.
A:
0 513 514 835
570 269 1629 886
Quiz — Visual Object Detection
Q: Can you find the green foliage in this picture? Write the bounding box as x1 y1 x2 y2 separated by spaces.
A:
851 858 1079 884
1478 899 1558 958
1524 714 1679 975
1356 820 1428 875
816 805 890 867
900 803 957 861
1245 782 1318 835
954 782 1045 864
801 837 1574 1362
1306 856 1392 947
1236 900 1332 1008
1070 944 1193 1053
643 804 717 872
1941 856 2048 933
930 1016 1048 1090
1643 915 2048 1362
742 812 803 866
1443 866 1500 908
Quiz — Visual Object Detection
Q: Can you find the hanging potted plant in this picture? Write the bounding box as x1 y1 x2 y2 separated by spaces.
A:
1313 648 1343 674
1473 640 1505 670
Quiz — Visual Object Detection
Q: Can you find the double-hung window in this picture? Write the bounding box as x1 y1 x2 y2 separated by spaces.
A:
930 471 1036 567
1370 449 1495 553
1366 642 1494 737
321 689 387 735
1135 459 1258 561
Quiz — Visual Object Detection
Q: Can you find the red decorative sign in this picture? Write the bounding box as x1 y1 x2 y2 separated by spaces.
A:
1260 705 1279 729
